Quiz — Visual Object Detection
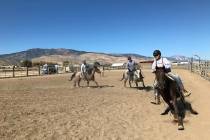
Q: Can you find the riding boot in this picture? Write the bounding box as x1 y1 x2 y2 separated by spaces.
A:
155 94 161 105
154 90 161 105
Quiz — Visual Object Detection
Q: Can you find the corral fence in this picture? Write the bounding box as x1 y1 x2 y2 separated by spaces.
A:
0 66 65 79
188 60 210 81
172 60 210 81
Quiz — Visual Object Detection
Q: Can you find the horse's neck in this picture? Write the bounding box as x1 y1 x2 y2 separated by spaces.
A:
90 68 95 77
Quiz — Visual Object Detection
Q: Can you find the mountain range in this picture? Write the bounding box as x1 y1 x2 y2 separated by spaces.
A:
0 48 189 66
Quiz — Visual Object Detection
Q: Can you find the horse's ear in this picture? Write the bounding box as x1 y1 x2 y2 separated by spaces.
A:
94 62 100 67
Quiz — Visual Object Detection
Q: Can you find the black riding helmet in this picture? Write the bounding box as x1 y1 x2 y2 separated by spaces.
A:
127 56 132 60
153 50 161 57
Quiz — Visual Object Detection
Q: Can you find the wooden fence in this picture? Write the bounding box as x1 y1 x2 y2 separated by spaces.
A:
0 66 65 79
189 60 210 81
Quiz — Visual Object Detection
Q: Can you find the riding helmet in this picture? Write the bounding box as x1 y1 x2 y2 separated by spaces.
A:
153 50 161 57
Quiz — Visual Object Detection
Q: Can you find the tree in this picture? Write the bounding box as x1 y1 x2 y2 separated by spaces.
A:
20 60 32 67
63 61 69 67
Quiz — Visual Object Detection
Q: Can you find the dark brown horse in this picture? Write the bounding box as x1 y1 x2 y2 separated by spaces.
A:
155 67 198 130
70 62 101 87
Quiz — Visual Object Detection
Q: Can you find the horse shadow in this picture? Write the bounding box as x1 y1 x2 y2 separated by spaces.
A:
79 85 115 88
130 85 153 92
161 100 198 119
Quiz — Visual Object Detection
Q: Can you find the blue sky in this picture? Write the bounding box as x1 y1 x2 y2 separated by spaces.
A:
0 0 210 59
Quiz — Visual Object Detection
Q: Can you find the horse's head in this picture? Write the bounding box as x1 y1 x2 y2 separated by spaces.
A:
155 67 167 90
93 62 100 67
91 62 101 74
95 67 101 74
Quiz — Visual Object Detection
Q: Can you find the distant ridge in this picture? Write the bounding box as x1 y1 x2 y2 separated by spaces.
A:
0 48 192 66
0 48 149 65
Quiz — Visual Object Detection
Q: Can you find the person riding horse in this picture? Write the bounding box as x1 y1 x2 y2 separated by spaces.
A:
152 50 189 105
81 60 88 80
152 50 198 130
70 61 101 87
126 56 137 81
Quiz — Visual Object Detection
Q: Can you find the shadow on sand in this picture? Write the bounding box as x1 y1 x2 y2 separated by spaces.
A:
130 85 153 92
79 85 115 88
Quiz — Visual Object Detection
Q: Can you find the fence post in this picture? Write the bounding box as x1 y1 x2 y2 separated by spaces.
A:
12 66 15 78
205 61 207 78
26 67 29 77
38 66 40 76
190 57 193 72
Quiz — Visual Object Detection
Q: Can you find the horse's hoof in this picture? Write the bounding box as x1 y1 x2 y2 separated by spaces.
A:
160 112 168 115
150 102 160 105
184 92 191 97
192 111 198 115
173 115 178 121
178 125 184 130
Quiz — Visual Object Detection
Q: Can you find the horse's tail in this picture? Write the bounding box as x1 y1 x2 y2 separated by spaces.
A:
120 73 125 81
139 70 144 79
70 72 76 81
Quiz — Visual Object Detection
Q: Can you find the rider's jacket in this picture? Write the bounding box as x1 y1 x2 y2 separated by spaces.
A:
152 57 171 73
81 63 86 73
127 60 136 72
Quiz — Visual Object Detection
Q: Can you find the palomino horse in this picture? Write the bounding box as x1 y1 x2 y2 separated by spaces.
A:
70 62 101 87
155 67 198 130
121 69 145 88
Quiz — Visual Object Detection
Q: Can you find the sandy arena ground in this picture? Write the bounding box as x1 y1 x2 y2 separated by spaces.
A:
0 69 210 140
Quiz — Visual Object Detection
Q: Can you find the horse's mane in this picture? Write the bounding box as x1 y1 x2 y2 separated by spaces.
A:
156 68 181 100
86 63 101 75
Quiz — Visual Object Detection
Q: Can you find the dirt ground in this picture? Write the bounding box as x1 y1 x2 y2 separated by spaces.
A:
0 69 210 140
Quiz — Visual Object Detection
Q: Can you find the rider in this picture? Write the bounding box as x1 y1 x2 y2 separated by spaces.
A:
81 60 88 80
152 50 188 104
126 56 137 80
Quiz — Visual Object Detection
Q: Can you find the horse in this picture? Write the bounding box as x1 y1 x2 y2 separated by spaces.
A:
155 67 198 130
70 62 101 87
121 69 145 88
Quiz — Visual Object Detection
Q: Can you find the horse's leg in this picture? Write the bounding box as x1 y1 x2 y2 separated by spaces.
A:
142 80 146 88
94 80 99 87
87 81 90 87
186 102 198 115
171 91 184 130
78 78 81 87
135 81 138 87
124 79 127 87
160 106 171 115
155 92 161 105
159 90 174 113
177 116 184 130
129 80 132 87
87 81 89 87
73 80 76 87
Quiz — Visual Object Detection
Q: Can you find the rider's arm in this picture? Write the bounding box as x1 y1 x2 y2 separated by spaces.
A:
163 58 171 69
151 60 156 73
81 64 84 72
126 62 129 70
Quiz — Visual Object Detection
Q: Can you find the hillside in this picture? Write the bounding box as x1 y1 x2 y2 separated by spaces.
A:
0 48 150 66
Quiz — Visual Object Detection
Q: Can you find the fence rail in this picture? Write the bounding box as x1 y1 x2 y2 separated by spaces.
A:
0 66 65 79
189 61 210 81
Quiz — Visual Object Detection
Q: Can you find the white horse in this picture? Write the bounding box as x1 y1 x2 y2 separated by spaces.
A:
70 63 101 87
121 69 145 88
